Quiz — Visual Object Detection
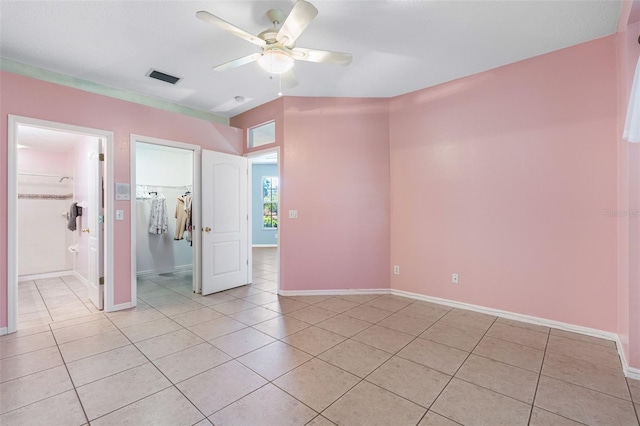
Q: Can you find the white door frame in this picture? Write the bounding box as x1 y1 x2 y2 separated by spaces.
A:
245 146 281 292
7 115 115 333
129 135 202 301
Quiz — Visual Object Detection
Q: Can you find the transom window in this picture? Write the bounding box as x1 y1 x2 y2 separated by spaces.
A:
249 121 276 148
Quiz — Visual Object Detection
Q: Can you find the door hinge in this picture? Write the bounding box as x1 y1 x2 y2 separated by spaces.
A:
246 260 249 265
99 277 104 285
98 153 105 162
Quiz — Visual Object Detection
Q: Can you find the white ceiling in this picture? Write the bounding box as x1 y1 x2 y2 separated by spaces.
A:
17 125 92 152
0 1 622 118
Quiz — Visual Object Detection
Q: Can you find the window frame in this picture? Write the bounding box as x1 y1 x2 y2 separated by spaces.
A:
248 120 276 149
261 175 278 229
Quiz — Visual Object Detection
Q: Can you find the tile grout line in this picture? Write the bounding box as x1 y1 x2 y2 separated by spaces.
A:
624 377 640 424
8 267 631 426
58 275 98 316
526 326 549 425
203 296 402 422
29 277 55 326
95 312 213 424
48 322 91 425
417 313 500 425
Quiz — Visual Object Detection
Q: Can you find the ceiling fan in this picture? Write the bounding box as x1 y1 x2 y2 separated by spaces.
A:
196 0 352 86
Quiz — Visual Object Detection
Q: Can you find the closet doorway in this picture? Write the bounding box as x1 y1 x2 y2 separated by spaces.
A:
6 115 115 334
130 135 201 307
247 148 280 293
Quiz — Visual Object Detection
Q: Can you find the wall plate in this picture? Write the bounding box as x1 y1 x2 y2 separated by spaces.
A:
115 183 130 200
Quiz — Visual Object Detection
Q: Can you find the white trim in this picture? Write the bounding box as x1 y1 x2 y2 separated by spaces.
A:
18 271 75 282
615 335 640 379
245 147 280 292
7 115 114 330
252 244 278 248
247 161 253 285
136 264 194 277
7 118 17 333
130 134 201 304
389 289 618 342
276 287 640 377
73 271 89 285
0 327 7 336
104 137 115 313
278 288 390 297
110 302 133 312
247 120 276 149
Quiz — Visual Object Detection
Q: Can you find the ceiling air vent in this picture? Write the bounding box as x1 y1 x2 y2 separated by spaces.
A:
147 69 181 85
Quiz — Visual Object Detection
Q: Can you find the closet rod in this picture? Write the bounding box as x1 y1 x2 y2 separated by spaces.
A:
18 172 73 180
137 184 192 189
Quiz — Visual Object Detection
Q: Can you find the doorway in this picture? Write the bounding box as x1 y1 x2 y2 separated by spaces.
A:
129 135 201 306
247 148 280 293
6 115 115 334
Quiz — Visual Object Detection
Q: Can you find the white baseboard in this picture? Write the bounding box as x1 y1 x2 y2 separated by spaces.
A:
390 289 618 342
278 288 390 297
18 270 75 281
252 244 277 248
136 264 193 277
614 334 640 380
276 287 638 378
0 327 7 336
73 271 89 285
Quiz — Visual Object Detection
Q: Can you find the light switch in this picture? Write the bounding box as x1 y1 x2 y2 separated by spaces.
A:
116 210 125 221
288 210 298 219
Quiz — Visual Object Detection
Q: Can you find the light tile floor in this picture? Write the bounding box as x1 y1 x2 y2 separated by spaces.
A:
1 248 639 425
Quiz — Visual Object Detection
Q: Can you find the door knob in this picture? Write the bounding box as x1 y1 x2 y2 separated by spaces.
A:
203 227 211 233
82 228 90 233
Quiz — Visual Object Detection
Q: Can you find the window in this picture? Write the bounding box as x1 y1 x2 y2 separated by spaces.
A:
248 121 276 148
262 176 278 228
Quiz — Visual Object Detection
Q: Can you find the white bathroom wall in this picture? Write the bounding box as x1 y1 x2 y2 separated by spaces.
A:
17 149 74 276
136 143 193 274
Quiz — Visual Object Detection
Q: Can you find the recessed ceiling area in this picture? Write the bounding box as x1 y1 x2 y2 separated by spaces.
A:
0 1 622 118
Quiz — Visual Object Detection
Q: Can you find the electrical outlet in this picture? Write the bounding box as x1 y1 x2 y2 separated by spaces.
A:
393 265 400 275
288 210 298 219
452 273 459 284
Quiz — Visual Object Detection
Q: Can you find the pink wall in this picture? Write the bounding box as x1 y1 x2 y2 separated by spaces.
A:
281 97 390 291
617 0 640 369
232 97 391 292
0 71 243 328
389 36 619 331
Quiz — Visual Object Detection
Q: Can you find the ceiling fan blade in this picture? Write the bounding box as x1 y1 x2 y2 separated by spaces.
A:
277 0 318 47
281 70 299 88
213 53 261 72
291 47 352 65
196 11 266 48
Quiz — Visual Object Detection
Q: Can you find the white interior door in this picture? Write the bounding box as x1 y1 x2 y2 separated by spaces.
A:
87 139 104 309
201 150 249 295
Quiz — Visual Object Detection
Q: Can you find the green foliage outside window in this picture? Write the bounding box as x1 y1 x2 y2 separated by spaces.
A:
262 177 278 228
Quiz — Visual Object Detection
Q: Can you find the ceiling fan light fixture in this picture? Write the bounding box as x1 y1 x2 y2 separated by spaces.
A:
257 49 294 74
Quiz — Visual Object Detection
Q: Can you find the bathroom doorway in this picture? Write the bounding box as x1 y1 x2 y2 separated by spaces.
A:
6 115 115 333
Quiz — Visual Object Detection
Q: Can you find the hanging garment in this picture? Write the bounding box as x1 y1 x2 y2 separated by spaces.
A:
67 202 79 231
148 194 168 234
175 196 188 240
184 194 193 243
